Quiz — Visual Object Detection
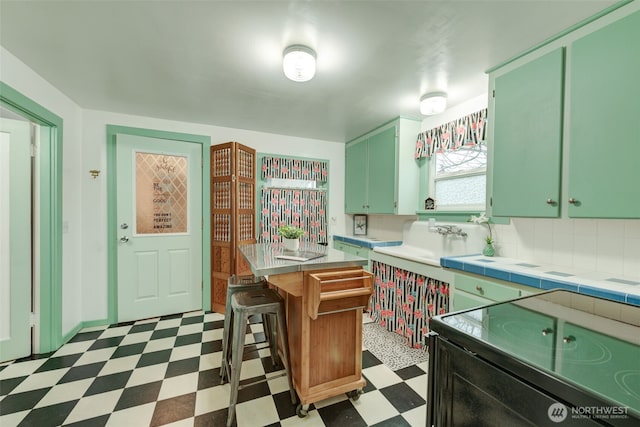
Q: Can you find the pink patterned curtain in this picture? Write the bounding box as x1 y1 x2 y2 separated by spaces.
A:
370 261 450 349
259 188 327 243
261 156 328 182
415 108 488 158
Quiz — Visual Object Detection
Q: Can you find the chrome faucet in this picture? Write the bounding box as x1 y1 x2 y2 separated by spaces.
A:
434 225 467 237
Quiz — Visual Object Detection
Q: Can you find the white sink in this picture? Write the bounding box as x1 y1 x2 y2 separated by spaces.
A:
374 245 440 266
372 220 485 267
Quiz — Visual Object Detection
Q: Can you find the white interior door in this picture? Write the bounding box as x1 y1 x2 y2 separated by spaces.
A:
0 117 32 362
116 134 202 322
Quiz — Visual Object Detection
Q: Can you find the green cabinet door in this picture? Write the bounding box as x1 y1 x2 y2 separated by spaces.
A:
568 11 640 218
367 126 397 214
559 323 640 413
345 140 368 213
487 304 556 371
492 48 564 217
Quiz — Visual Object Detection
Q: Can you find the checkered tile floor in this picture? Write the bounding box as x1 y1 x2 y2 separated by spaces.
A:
0 311 427 426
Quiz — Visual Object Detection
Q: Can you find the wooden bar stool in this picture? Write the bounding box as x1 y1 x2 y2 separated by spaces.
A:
219 275 277 385
226 288 296 427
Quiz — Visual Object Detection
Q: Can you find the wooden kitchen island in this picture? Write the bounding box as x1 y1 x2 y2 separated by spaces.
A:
238 243 373 416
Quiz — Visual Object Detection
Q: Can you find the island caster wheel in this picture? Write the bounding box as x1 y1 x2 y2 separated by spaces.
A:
296 403 309 418
347 389 363 401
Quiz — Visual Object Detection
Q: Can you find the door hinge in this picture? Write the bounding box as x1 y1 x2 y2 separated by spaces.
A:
490 197 493 207
29 312 36 327
30 144 37 157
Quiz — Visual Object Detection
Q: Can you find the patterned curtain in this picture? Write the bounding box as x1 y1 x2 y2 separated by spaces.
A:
370 261 450 349
259 188 327 243
415 108 488 158
261 156 329 182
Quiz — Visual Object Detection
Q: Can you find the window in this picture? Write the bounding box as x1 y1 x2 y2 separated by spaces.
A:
429 143 486 210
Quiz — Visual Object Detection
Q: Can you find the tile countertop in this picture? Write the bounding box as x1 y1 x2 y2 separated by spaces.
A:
333 234 402 249
441 254 640 307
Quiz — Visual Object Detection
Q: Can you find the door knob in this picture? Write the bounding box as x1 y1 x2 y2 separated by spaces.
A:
119 235 129 243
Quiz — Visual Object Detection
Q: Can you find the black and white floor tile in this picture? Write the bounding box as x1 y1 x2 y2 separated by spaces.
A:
0 311 427 426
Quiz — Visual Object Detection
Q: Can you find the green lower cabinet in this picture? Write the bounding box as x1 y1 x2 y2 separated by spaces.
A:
451 273 540 312
559 323 640 412
487 304 555 371
452 291 493 312
333 241 371 270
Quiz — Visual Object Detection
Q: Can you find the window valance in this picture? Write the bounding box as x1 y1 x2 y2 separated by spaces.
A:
415 108 488 158
261 156 328 182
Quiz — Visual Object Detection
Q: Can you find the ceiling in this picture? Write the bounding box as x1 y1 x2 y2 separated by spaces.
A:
0 0 619 142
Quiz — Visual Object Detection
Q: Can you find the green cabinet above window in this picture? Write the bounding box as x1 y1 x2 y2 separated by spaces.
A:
345 117 421 215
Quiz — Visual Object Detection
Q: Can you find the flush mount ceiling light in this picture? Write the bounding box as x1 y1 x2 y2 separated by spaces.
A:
420 92 448 115
283 45 316 82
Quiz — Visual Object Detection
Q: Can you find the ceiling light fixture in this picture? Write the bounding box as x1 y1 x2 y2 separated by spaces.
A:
283 45 316 82
420 92 447 115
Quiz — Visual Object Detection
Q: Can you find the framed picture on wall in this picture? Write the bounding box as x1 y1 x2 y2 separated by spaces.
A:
354 214 368 236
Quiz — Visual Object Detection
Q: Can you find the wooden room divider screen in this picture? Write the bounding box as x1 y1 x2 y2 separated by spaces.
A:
210 142 256 313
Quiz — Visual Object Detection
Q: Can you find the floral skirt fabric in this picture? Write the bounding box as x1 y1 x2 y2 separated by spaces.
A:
370 261 450 349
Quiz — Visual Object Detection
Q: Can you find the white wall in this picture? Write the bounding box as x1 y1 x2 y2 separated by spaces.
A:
1 47 85 337
2 46 347 334
81 110 347 321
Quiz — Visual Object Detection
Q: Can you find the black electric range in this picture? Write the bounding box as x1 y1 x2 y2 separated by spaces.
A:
427 290 640 426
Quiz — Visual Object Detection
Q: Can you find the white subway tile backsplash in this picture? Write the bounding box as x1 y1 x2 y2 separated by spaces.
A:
597 219 625 238
495 218 640 281
625 220 640 239
623 238 640 279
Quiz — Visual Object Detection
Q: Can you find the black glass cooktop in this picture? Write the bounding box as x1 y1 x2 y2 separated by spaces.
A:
437 290 640 415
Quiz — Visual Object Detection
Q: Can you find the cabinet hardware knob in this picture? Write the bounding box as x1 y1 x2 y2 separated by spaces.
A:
563 335 575 343
568 198 578 204
546 199 555 205
475 285 483 293
541 328 553 336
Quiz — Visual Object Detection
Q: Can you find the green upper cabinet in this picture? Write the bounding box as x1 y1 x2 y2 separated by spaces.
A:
567 10 640 218
345 139 368 213
489 5 639 219
345 117 421 215
491 48 564 217
366 127 396 213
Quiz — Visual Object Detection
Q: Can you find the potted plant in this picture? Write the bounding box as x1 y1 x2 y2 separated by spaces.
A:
278 225 305 251
469 213 495 257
